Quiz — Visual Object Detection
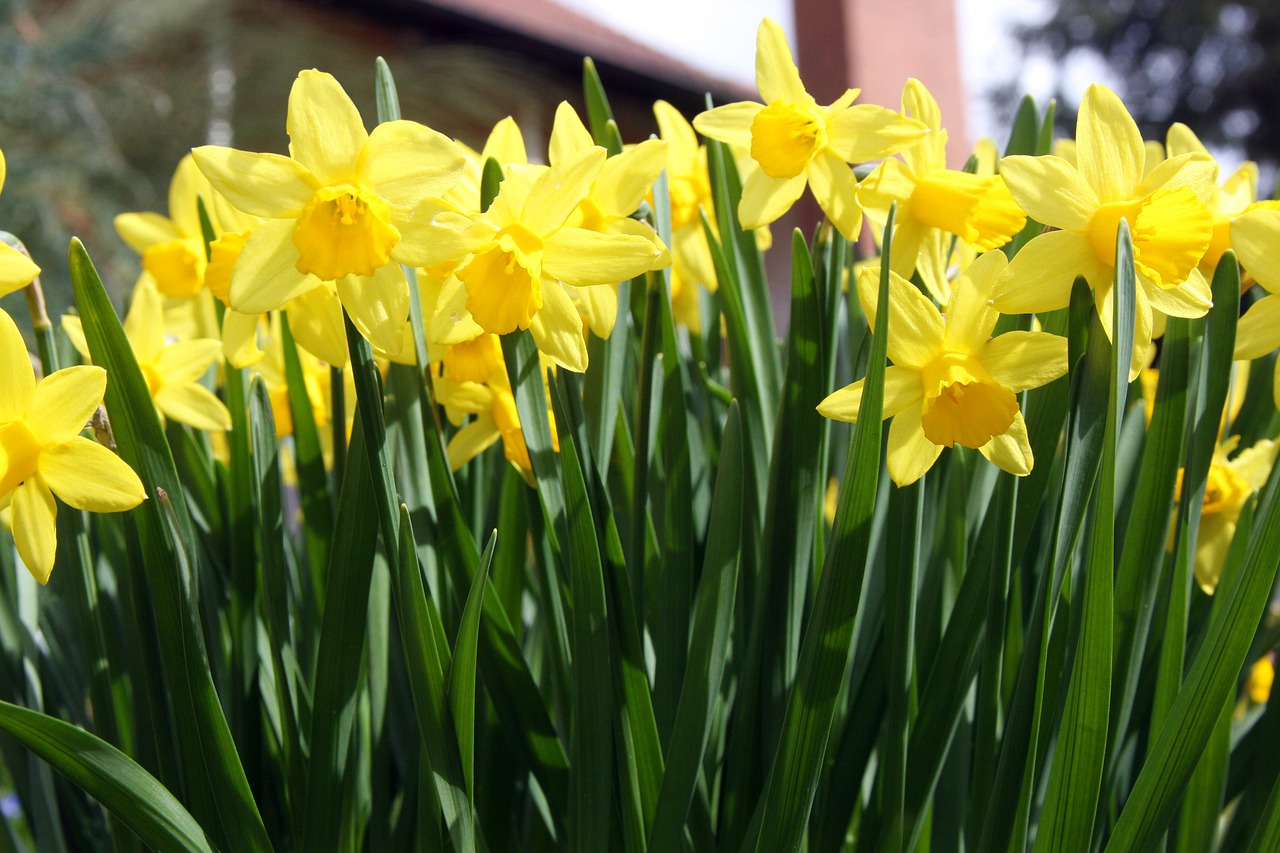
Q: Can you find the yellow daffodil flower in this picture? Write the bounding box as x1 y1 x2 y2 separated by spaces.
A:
399 146 667 372
115 154 258 301
192 69 466 355
0 150 41 297
818 251 1067 486
859 80 1026 302
1247 655 1274 705
992 84 1217 380
1174 435 1277 594
0 308 144 583
63 280 231 432
548 102 669 336
432 333 557 479
692 18 928 240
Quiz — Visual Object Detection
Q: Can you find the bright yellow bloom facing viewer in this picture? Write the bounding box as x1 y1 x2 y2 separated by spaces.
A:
0 309 145 583
192 69 466 354
819 252 1067 486
693 18 927 240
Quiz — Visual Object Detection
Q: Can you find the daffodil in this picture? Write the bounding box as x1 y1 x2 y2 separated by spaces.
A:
1247 655 1275 704
399 146 667 372
192 69 466 355
692 18 927 240
63 279 231 432
548 102 669 336
0 308 145 583
858 80 1025 302
1174 435 1277 594
0 149 42 297
992 84 1217 380
115 154 258 301
432 333 557 479
818 251 1067 486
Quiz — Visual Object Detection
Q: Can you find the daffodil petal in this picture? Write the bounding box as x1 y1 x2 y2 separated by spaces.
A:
482 116 528 165
739 168 806 230
529 282 587 373
154 339 223 385
755 18 807 103
543 227 664 287
807 150 861 240
360 120 465 209
944 250 1007 353
397 200 495 269
167 154 209 237
155 383 232 431
25 366 105 443
1076 84 1144 203
980 332 1069 392
337 265 410 357
222 310 265 369
1232 439 1278 490
1233 207 1280 293
1144 268 1212 319
192 147 318 219
816 366 924 423
229 220 322 314
447 417 500 471
0 243 40 297
427 276 486 347
992 230 1102 315
998 155 1098 230
979 410 1032 476
39 437 144 512
286 287 349 366
572 284 618 337
1096 276 1154 381
522 147 606 237
594 139 667 216
122 281 167 365
1137 152 1217 202
654 100 698 166
11 478 56 584
0 309 35 422
1193 513 1234 594
1235 295 1280 361
857 267 944 369
287 70 367 184
886 402 942 487
826 105 928 163
114 212 181 255
692 102 762 148
549 102 594 165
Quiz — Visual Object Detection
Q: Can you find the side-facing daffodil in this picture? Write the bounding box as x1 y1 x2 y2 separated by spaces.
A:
692 17 927 240
399 146 667 372
63 279 231 432
192 69 466 354
992 83 1216 380
1175 435 1277 594
0 149 42 296
0 308 145 583
858 79 1025 301
819 251 1067 486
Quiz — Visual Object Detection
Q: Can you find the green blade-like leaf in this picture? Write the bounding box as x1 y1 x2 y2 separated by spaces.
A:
749 206 894 853
648 403 743 852
0 701 215 853
67 239 271 853
447 531 497 804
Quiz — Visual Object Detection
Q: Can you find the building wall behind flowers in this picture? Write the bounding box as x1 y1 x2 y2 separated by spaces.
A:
0 0 702 322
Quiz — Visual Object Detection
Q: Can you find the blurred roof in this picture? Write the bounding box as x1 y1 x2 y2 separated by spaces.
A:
346 0 756 105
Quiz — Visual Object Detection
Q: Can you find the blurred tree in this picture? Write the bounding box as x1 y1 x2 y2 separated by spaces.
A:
1011 0 1279 173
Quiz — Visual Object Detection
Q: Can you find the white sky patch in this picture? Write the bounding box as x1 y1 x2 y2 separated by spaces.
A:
552 0 791 85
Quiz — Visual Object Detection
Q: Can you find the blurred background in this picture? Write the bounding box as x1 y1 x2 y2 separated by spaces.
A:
0 0 1276 319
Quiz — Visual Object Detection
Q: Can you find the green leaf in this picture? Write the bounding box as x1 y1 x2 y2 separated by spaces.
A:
447 531 497 804
749 206 893 853
0 701 215 853
67 239 271 853
581 58 617 149
648 404 743 852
